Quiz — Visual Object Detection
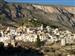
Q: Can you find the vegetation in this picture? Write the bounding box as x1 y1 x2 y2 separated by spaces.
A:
36 35 41 47
0 42 4 47
0 15 6 23
17 17 43 27
0 42 44 56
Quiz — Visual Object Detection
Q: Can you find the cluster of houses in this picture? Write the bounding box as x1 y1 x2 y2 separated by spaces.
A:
0 25 75 47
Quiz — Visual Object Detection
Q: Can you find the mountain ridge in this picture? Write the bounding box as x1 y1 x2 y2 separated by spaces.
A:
0 2 75 32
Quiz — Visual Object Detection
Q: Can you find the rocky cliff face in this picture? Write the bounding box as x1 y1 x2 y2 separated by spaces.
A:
29 5 75 31
33 5 75 14
32 5 75 31
0 3 75 32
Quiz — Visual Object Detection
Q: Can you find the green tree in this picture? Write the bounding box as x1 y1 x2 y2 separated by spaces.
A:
0 15 6 23
0 42 4 47
17 18 25 27
36 35 41 47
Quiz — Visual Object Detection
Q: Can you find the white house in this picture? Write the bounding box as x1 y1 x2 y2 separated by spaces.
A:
52 28 59 35
61 38 66 46
46 26 51 32
28 34 37 42
0 36 11 46
0 30 4 37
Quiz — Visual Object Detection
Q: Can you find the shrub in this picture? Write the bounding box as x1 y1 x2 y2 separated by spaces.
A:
36 35 41 47
0 42 4 47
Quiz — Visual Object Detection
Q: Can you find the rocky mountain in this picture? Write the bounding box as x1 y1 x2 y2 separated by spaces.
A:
0 2 75 32
32 5 75 32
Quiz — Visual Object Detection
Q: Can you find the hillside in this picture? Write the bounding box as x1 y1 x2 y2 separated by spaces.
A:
0 2 75 32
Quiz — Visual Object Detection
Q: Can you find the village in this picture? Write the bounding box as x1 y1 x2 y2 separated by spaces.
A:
0 24 75 47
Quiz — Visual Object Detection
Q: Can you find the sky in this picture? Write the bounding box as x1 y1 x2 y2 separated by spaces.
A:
5 0 75 6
